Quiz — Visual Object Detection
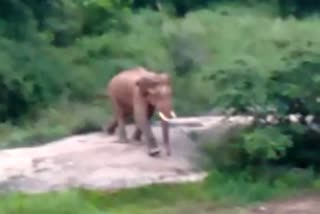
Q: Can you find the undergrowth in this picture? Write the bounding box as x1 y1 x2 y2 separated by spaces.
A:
1 168 320 214
0 100 110 149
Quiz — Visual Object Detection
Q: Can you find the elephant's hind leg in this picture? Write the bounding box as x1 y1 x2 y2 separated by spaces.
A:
109 98 129 143
104 119 118 135
116 109 130 143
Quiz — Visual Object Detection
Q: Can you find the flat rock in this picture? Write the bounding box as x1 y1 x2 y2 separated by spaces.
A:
0 116 252 194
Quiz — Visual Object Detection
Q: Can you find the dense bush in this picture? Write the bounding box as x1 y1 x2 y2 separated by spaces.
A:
1 0 320 171
173 9 320 170
0 38 106 121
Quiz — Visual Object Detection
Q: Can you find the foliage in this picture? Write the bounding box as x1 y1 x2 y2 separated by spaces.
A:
1 168 320 213
0 101 109 149
1 0 320 178
242 126 292 162
171 9 320 169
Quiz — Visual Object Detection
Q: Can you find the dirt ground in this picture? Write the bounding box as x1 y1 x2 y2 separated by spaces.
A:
248 194 320 214
159 194 320 214
139 194 320 214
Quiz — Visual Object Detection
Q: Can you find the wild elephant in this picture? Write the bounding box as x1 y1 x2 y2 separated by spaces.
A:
104 67 177 157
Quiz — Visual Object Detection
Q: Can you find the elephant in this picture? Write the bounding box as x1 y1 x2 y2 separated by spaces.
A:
103 67 177 157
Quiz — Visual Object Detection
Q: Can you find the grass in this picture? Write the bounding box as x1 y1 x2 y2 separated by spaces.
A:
0 100 111 149
1 169 320 214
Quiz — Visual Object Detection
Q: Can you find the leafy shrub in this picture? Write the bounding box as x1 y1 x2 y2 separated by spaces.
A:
0 102 108 149
0 38 100 122
173 9 320 169
1 0 320 173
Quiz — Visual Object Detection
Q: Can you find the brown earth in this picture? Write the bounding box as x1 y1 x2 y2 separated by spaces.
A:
154 194 320 214
249 194 320 214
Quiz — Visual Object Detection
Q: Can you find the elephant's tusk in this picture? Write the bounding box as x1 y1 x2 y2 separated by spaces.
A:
170 111 177 118
158 112 170 122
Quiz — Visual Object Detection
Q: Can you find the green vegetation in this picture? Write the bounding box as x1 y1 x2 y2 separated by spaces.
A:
1 168 320 214
1 1 320 150
0 101 109 148
1 0 320 212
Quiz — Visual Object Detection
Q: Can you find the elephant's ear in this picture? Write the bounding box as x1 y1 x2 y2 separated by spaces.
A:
136 77 158 96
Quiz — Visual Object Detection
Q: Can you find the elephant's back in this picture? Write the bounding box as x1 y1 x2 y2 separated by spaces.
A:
107 67 150 105
109 68 137 88
108 67 152 90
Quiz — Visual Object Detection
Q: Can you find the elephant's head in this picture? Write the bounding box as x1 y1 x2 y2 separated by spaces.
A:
136 73 177 122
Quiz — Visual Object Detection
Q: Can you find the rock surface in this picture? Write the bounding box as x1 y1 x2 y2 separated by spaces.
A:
0 116 253 194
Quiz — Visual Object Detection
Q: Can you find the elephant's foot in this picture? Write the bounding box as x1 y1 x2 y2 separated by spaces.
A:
107 128 115 135
102 126 112 134
148 147 161 157
132 129 142 142
119 136 129 144
104 120 118 135
164 144 171 156
147 138 161 157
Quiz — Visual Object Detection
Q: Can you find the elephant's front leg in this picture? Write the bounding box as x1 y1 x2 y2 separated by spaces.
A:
132 127 142 141
134 105 160 156
132 105 154 142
